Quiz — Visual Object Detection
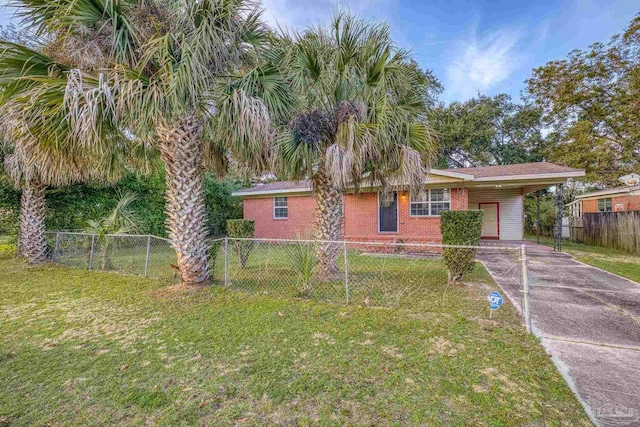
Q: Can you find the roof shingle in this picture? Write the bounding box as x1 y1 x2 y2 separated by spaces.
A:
235 180 311 193
234 162 584 194
445 162 581 178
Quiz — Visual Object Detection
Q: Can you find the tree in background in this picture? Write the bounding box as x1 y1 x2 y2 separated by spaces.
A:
0 140 20 236
204 178 247 236
272 13 438 275
527 14 640 187
0 167 246 238
429 94 546 168
404 59 443 109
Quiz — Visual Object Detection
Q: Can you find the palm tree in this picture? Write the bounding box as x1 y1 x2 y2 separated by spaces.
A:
0 42 136 264
271 13 438 275
5 0 290 285
85 191 141 270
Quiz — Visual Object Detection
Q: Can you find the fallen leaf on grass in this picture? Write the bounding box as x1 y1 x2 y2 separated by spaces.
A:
278 311 285 318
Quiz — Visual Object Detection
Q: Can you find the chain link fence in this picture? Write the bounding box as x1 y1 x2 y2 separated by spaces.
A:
45 231 176 279
44 232 530 325
213 237 527 319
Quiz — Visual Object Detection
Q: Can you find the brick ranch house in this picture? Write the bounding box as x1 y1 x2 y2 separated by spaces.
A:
233 162 585 242
567 185 640 217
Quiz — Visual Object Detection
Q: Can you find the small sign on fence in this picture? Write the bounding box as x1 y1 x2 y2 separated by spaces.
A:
488 290 503 319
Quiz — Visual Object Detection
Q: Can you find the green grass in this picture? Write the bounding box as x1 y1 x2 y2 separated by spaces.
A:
0 235 16 260
526 234 640 283
0 246 590 425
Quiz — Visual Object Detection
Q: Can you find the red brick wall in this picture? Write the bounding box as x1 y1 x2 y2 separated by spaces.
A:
612 195 640 212
243 188 469 241
243 195 316 239
582 195 640 213
582 199 598 213
342 188 468 243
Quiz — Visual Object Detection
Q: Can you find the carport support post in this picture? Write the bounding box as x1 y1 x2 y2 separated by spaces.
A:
521 244 532 334
554 184 563 252
344 241 350 304
536 190 541 244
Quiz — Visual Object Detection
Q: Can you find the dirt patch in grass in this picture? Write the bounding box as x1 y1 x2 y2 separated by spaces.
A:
152 282 211 299
4 296 160 349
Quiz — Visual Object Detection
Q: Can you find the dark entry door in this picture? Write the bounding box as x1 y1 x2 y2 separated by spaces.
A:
379 192 398 232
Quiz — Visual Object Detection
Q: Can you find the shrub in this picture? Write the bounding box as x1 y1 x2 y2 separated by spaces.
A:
290 237 318 297
204 178 247 236
440 210 484 284
226 219 255 268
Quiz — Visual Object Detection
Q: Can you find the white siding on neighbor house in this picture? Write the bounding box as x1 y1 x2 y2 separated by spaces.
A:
468 188 524 240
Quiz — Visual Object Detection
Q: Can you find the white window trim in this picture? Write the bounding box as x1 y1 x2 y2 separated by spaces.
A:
409 189 451 217
273 196 288 219
598 197 612 213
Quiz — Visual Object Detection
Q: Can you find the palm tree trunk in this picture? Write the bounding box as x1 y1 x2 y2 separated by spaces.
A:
158 113 210 285
19 176 48 264
314 166 342 277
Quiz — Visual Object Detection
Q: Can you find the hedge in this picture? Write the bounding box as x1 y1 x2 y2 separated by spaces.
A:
440 210 484 284
0 169 247 237
226 219 255 268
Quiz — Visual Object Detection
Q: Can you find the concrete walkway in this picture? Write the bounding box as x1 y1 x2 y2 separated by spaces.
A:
479 243 640 427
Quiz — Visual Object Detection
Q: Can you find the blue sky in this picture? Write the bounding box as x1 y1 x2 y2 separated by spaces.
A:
1 0 638 103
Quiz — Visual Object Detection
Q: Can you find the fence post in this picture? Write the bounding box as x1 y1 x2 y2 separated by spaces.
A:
521 244 532 334
89 235 95 270
344 241 350 304
54 231 60 261
144 235 151 276
224 237 229 287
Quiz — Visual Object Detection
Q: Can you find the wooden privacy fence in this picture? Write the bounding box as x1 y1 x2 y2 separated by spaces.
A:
569 212 640 253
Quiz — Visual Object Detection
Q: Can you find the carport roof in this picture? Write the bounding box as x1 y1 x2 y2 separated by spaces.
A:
446 162 582 179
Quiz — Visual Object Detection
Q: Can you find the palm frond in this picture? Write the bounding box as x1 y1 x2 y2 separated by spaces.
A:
271 11 438 192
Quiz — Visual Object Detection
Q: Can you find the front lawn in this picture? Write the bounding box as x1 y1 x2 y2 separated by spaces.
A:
526 234 640 283
0 235 16 259
0 256 589 425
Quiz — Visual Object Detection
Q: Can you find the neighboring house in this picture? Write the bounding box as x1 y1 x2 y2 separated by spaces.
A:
567 185 640 217
232 162 584 242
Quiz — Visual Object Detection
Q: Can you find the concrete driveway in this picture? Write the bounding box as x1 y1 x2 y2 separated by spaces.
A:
479 243 640 427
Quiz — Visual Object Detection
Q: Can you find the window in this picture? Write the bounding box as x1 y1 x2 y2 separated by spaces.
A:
410 189 450 216
598 198 612 212
274 196 288 218
409 191 429 216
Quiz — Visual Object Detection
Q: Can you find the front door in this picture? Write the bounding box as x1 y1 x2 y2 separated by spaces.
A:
479 203 499 238
379 192 398 232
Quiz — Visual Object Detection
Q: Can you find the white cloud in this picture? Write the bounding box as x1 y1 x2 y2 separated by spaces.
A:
0 0 15 27
261 0 391 31
444 25 524 102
